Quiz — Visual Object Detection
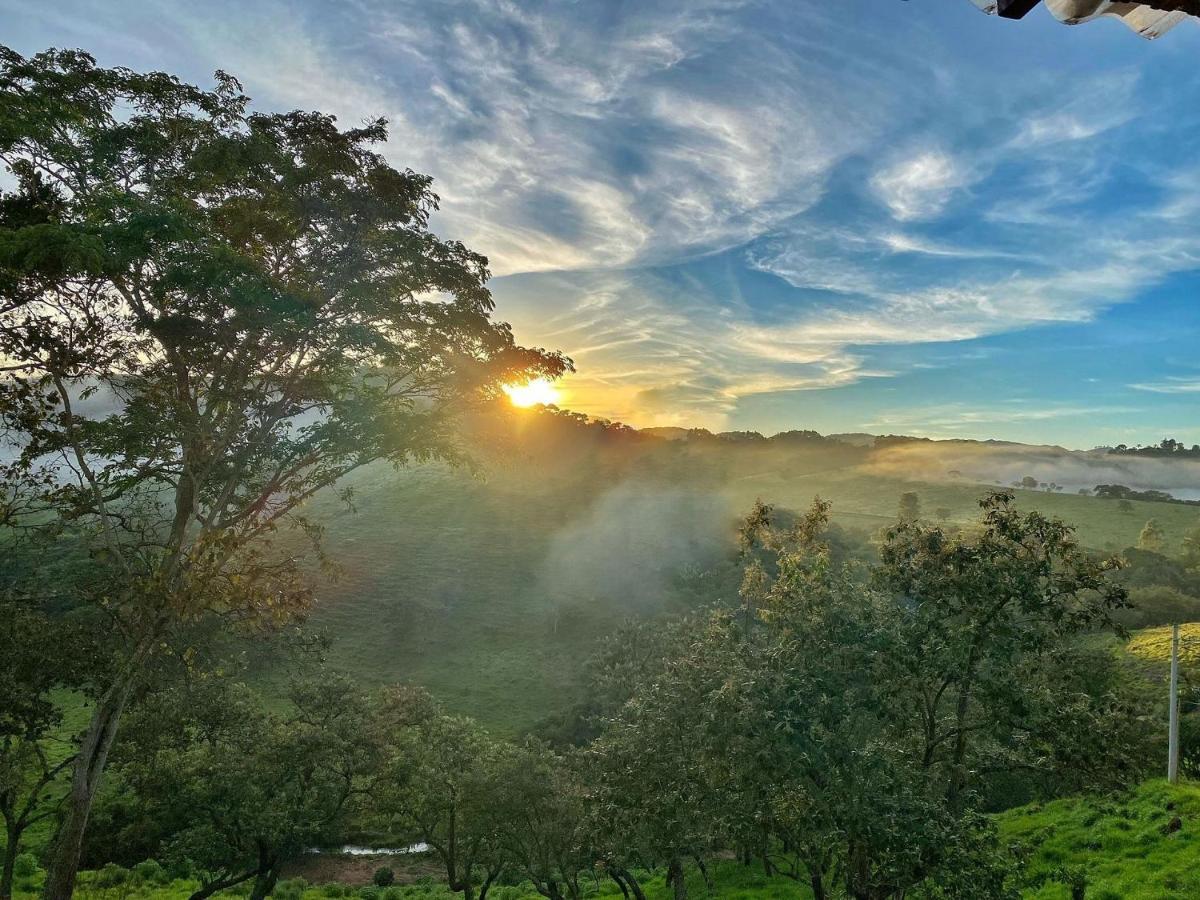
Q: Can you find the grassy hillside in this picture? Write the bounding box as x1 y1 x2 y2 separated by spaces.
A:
296 412 1200 732
1128 624 1200 666
997 780 1200 899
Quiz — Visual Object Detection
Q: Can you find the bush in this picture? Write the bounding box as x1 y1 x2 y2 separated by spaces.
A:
275 877 309 899
373 867 396 887
12 852 41 879
358 887 380 900
132 858 169 884
94 863 130 888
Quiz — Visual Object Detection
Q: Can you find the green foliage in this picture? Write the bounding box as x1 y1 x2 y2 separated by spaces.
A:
1115 586 1200 630
93 863 129 889
375 711 509 897
1139 519 1168 553
111 669 382 897
372 868 395 888
11 852 39 879
276 877 309 899
131 859 168 885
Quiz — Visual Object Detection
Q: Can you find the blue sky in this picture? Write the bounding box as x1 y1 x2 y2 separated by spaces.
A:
6 0 1200 447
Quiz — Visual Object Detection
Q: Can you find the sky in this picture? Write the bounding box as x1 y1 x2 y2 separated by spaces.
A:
6 0 1200 448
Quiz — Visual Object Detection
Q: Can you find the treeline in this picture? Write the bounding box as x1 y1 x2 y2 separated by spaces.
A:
1094 484 1200 507
4 493 1162 900
1108 439 1200 458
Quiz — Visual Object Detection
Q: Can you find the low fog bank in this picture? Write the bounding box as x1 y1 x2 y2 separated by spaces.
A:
864 440 1200 501
536 482 733 612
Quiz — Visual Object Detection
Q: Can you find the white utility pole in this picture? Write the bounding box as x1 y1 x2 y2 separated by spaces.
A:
1169 622 1180 785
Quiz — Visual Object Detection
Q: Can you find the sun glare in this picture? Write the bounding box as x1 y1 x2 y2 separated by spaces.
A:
503 378 560 408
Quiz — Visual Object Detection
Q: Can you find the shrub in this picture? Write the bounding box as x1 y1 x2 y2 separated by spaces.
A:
94 863 130 888
133 859 169 884
12 852 41 878
373 867 396 887
275 877 309 899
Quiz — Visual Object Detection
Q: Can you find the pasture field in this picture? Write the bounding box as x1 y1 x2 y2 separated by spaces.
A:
300 434 1200 732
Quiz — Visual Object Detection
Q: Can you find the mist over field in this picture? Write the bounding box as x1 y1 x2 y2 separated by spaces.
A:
864 439 1200 500
536 482 731 612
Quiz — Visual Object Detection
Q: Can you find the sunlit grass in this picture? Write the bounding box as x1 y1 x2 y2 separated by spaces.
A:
1127 623 1200 666
998 779 1200 899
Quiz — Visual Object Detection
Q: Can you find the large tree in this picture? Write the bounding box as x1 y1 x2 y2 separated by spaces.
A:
0 45 567 898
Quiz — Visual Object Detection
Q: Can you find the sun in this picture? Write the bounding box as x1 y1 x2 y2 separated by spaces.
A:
502 378 560 408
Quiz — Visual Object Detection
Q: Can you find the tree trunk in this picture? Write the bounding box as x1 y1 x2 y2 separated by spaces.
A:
187 869 259 900
809 869 827 900
1 824 18 900
612 868 645 900
692 856 711 890
247 863 278 900
666 857 687 900
478 866 501 900
42 676 135 900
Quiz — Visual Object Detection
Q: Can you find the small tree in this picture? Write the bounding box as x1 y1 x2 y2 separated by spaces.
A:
116 672 380 900
1138 519 1167 553
898 491 921 523
0 597 97 900
877 492 1130 809
376 714 509 900
0 46 566 898
492 743 593 900
1181 523 1200 569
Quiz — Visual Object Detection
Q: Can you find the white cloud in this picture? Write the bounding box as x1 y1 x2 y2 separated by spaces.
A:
1130 377 1200 394
871 151 970 221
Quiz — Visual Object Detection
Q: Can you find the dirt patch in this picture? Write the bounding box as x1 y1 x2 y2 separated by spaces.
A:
281 852 444 886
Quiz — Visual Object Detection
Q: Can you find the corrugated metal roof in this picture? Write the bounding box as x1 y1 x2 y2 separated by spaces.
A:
969 0 1195 38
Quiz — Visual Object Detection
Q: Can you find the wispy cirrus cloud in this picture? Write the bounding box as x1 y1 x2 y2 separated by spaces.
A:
871 150 974 221
8 0 1200 442
1131 377 1200 394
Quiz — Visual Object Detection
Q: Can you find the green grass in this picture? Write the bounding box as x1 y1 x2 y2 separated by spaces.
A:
1127 624 1200 667
997 779 1200 899
10 860 813 900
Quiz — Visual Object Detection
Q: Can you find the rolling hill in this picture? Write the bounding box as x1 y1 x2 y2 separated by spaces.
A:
295 408 1200 731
